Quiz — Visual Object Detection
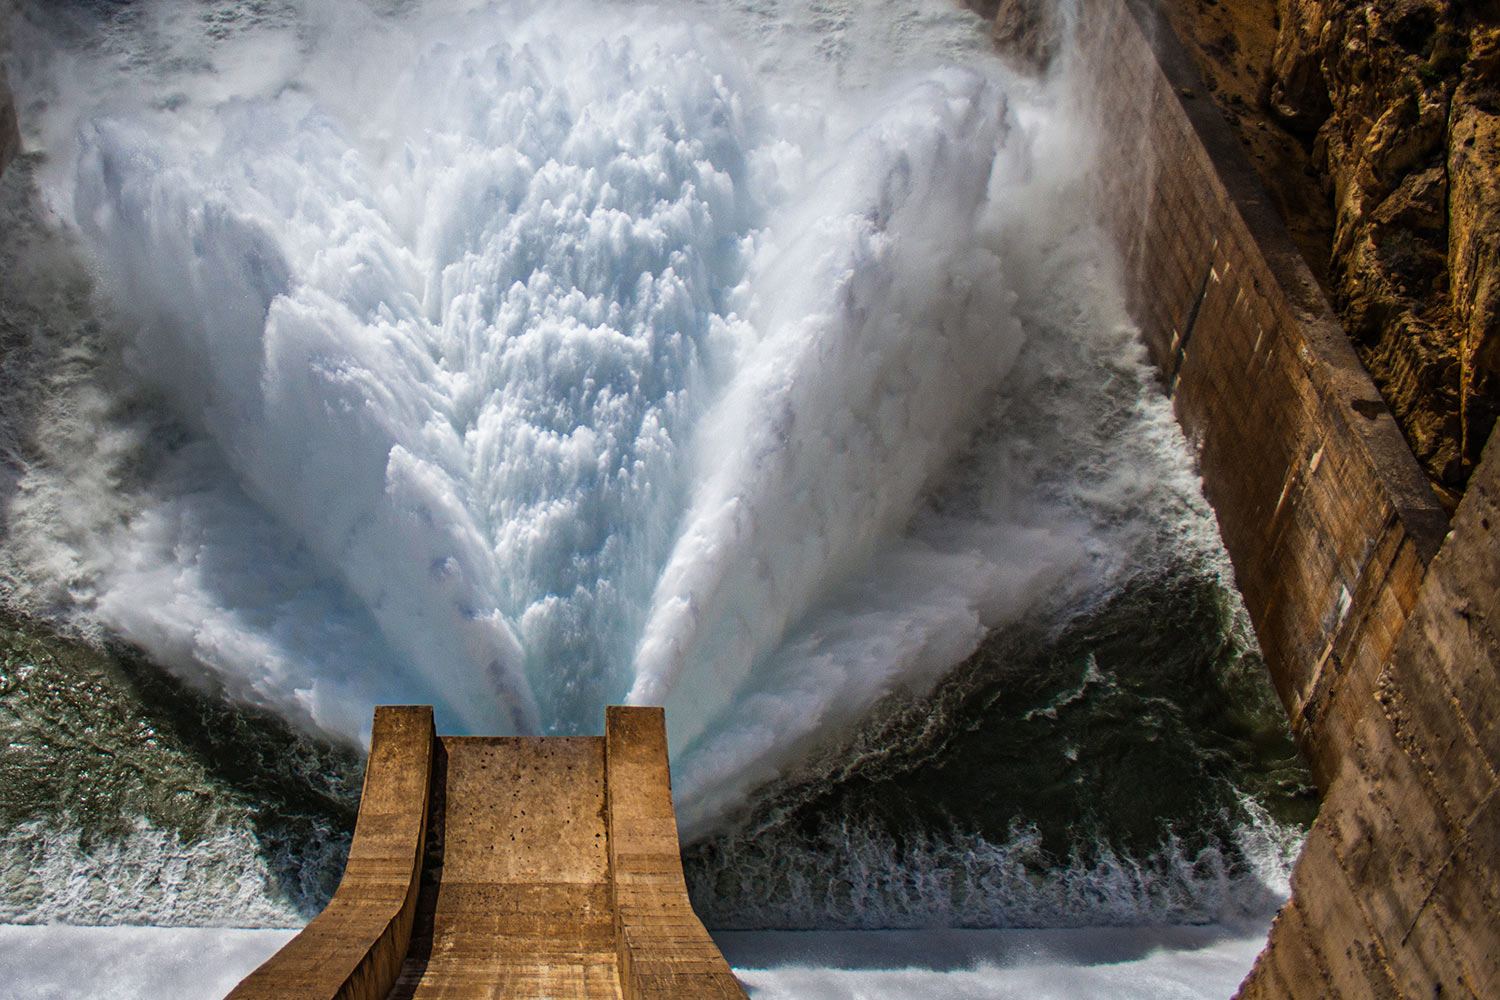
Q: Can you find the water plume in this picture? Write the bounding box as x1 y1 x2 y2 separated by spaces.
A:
0 0 1305 935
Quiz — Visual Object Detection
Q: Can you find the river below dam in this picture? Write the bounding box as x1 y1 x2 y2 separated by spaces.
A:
0 0 1312 994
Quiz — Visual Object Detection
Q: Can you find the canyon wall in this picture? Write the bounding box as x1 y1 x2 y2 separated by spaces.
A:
1272 0 1500 497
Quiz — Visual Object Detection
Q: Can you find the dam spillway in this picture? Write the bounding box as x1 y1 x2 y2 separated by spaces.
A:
226 705 745 1000
0 0 1304 947
0 0 1495 996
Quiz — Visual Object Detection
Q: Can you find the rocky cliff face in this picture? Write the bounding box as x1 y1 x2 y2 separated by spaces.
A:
1277 0 1500 498
1160 0 1500 504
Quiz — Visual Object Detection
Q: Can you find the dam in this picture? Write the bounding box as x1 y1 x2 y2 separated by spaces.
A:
1066 0 1500 995
0 0 1495 997
225 705 745 999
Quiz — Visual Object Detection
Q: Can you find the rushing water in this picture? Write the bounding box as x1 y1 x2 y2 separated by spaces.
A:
0 0 1310 960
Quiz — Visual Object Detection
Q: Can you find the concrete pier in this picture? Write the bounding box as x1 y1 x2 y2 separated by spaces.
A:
225 706 746 1000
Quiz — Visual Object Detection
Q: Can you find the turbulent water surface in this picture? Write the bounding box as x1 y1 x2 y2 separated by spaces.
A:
0 0 1310 958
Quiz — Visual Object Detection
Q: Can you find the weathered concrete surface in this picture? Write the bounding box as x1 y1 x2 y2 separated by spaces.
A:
605 707 746 999
390 736 621 998
1237 431 1500 999
226 705 434 1000
1073 0 1449 792
1041 1 1499 996
226 706 744 1000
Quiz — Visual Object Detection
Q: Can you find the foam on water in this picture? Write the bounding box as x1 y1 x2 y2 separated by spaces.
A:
0 923 1274 1000
0 925 300 1000
0 820 307 927
689 795 1302 930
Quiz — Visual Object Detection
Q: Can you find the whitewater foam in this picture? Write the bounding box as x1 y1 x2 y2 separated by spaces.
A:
0 922 1274 1000
688 802 1302 931
7 0 1127 754
0 818 310 927
0 0 1298 936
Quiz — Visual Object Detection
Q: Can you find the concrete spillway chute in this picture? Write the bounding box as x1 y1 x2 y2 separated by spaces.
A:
225 705 747 1000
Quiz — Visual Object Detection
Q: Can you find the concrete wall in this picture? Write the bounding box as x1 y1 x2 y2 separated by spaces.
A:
605 707 748 999
1240 437 1500 998
1074 0 1449 790
1067 0 1500 995
0 60 17 178
224 706 744 1000
226 705 433 1000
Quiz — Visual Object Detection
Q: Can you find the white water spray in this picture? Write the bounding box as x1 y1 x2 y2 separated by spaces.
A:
2 0 1257 855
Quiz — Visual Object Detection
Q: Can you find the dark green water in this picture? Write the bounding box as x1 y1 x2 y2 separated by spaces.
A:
0 554 1313 929
684 561 1313 928
0 609 359 924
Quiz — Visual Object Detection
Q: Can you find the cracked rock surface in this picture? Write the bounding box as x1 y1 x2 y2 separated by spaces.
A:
1163 0 1500 505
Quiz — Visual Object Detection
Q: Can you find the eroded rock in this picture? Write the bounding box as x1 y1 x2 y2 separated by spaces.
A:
1144 0 1500 500
1271 0 1500 495
990 0 1061 75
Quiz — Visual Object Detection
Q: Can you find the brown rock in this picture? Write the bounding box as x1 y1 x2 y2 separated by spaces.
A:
1370 164 1446 234
1159 0 1500 497
1269 0 1332 134
1448 26 1500 470
1272 0 1500 494
989 0 1060 75
1155 0 1338 296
